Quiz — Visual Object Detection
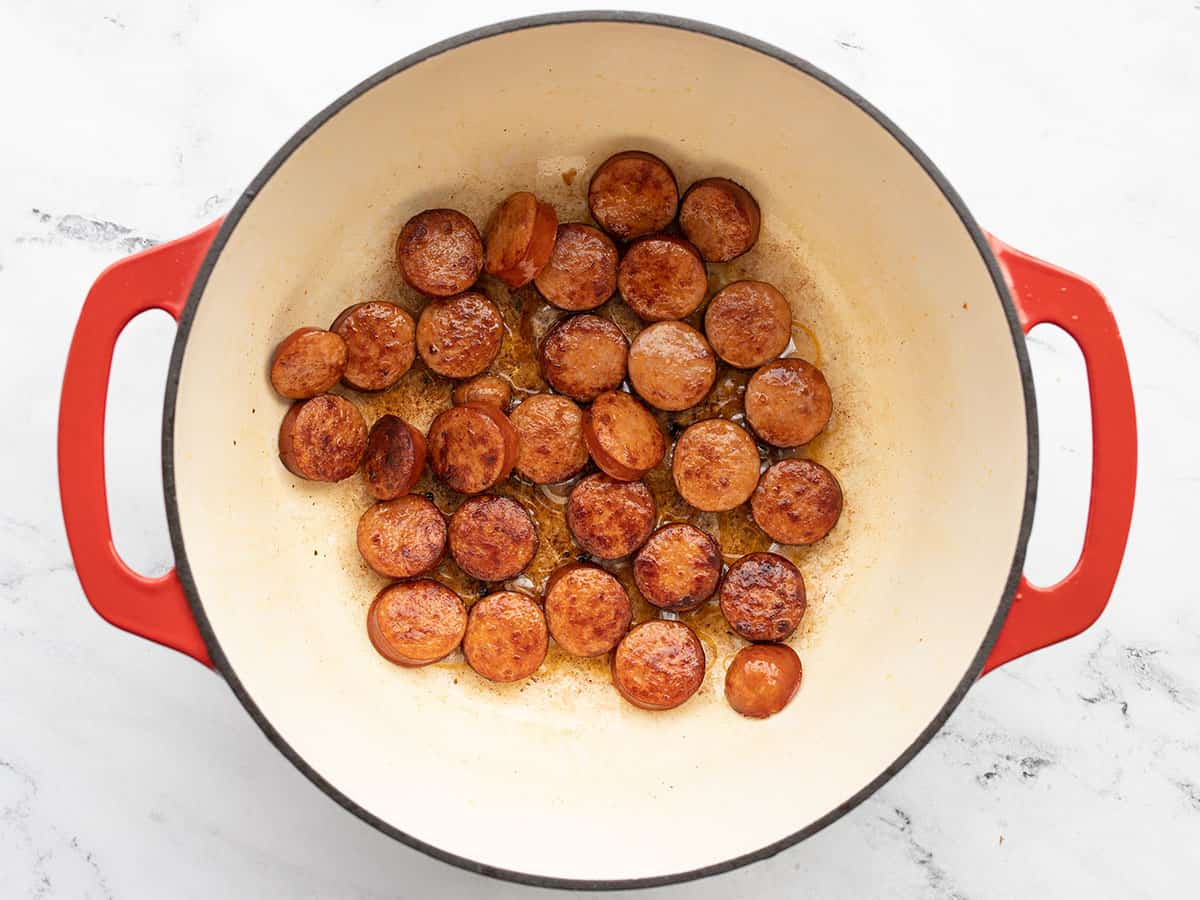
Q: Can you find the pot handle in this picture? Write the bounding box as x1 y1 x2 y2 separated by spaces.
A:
58 221 222 667
981 237 1137 674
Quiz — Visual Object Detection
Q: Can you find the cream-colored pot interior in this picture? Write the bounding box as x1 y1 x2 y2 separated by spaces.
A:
170 19 1031 883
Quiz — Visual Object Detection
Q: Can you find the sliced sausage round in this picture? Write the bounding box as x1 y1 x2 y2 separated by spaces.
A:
543 564 632 657
633 524 723 612
724 643 802 718
330 301 416 391
416 292 504 379
539 315 628 402
616 234 708 322
509 393 589 484
679 178 761 263
566 473 656 560
745 358 832 448
396 209 484 297
448 495 538 582
752 459 844 545
534 223 618 311
704 281 791 369
719 552 807 642
587 150 679 241
278 394 367 482
270 328 347 399
627 321 716 411
427 404 518 494
451 374 512 411
582 390 666 481
484 192 558 289
611 620 706 711
368 580 466 667
462 591 548 682
363 414 426 500
672 419 760 512
356 495 447 579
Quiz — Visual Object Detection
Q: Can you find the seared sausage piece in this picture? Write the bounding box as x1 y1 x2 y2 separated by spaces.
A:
679 178 761 262
448 494 538 581
627 321 716 412
363 414 426 500
719 552 806 642
270 328 348 399
704 281 791 369
484 192 559 289
368 579 466 667
427 404 518 494
724 643 802 718
278 394 367 482
462 591 548 682
672 419 760 512
616 234 708 322
745 358 832 448
330 301 416 391
416 292 504 379
451 374 512 411
539 314 628 402
396 209 484 297
509 393 589 484
633 523 723 611
543 564 632 657
582 390 666 481
534 223 618 311
587 150 679 241
357 495 447 579
611 620 706 711
566 473 656 560
752 459 843 545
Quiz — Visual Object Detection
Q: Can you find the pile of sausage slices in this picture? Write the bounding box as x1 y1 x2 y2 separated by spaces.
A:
269 150 843 719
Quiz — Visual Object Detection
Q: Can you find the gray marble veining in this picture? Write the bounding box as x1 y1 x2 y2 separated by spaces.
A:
2 0 1196 896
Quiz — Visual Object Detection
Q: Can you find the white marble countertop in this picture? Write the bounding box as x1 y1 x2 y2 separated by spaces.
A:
2 0 1196 896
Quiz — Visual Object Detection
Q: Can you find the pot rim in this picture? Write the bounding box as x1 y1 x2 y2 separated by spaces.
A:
161 10 1039 891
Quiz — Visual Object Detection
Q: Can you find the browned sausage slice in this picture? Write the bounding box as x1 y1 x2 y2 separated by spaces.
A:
719 552 806 641
679 178 761 262
357 495 447 579
363 414 426 500
448 495 538 581
616 234 708 322
672 419 760 511
368 580 466 667
565 473 656 560
416 292 505 379
611 620 705 710
397 209 484 297
633 523 723 611
451 374 512 411
752 459 843 545
330 301 416 391
534 223 618 311
704 281 791 369
427 404 518 494
270 328 348 399
462 591 548 682
278 395 367 482
582 390 666 481
587 150 679 241
539 314 628 402
627 321 716 411
484 192 559 289
509 393 589 484
744 358 832 447
543 564 632 657
724 643 802 718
